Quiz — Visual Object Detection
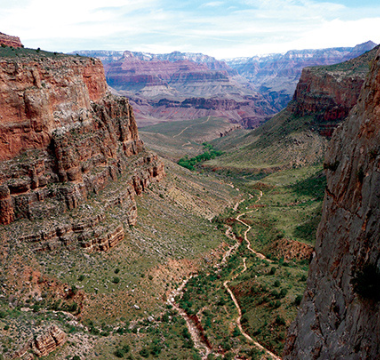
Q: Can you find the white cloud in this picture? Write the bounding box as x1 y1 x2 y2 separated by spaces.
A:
0 0 379 58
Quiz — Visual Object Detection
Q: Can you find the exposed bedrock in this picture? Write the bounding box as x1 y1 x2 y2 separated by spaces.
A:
0 53 164 251
284 48 380 359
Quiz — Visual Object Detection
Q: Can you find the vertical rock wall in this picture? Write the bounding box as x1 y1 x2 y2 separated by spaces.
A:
284 48 380 359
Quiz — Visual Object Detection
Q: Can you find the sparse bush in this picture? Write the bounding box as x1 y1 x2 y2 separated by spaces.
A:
351 263 380 301
78 275 85 281
139 348 150 358
357 167 365 184
294 295 303 306
115 349 124 358
323 161 340 171
275 315 286 325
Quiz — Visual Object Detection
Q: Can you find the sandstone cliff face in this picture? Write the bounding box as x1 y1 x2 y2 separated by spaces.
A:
0 32 23 48
284 48 380 359
290 46 377 136
0 52 164 252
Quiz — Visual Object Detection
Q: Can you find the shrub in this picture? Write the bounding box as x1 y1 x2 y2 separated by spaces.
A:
279 288 288 298
351 263 380 301
357 168 365 184
78 275 85 281
294 295 303 306
274 280 280 287
115 349 124 358
275 315 286 326
269 267 276 275
114 268 120 274
112 277 120 284
323 161 340 171
72 356 81 360
139 348 150 358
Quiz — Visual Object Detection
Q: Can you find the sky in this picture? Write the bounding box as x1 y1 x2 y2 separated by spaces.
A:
1 0 379 59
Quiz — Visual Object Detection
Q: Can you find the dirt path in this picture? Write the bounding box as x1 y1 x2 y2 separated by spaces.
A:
225 191 280 360
170 193 281 360
173 116 210 138
224 263 281 360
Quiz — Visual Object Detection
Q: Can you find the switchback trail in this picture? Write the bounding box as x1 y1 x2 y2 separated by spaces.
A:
224 190 280 360
170 192 281 360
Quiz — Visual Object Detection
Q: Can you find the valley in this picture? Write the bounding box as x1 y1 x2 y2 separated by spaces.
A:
1 29 380 360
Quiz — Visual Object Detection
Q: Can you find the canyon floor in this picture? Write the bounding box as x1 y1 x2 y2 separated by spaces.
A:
0 112 326 360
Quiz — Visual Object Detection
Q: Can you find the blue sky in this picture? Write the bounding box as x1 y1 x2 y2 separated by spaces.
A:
0 0 379 58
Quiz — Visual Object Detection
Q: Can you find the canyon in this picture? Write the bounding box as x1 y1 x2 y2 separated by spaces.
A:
75 42 376 130
1 30 380 359
284 46 380 360
0 49 164 253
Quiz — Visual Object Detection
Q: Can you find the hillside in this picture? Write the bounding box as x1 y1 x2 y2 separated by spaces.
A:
204 46 379 174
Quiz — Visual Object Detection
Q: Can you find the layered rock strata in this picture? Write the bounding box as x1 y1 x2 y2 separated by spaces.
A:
284 48 380 359
290 46 378 136
0 32 23 48
0 52 164 251
31 325 66 357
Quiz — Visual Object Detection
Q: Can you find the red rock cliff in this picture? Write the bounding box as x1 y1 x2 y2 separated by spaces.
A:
284 48 380 359
0 56 107 161
289 46 378 136
0 32 23 48
0 52 164 252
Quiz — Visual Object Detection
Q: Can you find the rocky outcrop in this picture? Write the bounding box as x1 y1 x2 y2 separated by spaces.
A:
284 48 380 359
0 50 164 251
31 325 66 357
0 55 107 161
0 32 23 48
290 46 378 136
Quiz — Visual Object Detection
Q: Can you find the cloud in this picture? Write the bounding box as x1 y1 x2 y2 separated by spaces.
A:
0 0 379 58
200 1 224 7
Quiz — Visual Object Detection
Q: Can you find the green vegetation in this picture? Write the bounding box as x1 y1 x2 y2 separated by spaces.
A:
178 143 223 170
0 45 69 58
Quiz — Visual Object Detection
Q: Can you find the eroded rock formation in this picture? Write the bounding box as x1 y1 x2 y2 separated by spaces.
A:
284 47 380 359
31 325 66 357
0 51 164 251
290 46 378 136
0 32 23 48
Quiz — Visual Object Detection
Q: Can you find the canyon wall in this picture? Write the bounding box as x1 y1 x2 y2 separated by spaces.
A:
284 47 380 359
289 46 378 137
227 41 377 103
0 51 164 251
0 32 23 48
